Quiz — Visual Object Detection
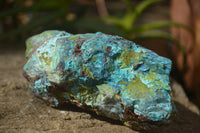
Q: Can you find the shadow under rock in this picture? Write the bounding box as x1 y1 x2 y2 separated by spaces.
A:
56 101 200 132
142 101 200 133
57 102 124 126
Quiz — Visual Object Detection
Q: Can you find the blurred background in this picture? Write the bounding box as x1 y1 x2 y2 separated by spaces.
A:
0 0 200 109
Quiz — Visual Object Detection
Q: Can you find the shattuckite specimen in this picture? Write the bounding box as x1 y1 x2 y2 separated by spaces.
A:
23 30 175 130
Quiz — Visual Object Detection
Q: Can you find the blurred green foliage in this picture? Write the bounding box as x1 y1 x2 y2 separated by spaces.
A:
0 0 193 55
103 0 194 56
0 0 74 41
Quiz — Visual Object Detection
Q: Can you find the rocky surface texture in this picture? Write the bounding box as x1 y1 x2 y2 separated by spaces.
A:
23 30 175 130
0 49 200 133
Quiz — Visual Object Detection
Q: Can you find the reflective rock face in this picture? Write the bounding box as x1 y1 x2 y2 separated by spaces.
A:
23 30 175 130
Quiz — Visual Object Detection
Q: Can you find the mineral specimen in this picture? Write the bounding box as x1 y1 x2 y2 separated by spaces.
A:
23 30 175 130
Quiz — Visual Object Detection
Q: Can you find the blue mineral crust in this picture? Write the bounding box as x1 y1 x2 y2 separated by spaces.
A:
23 30 175 130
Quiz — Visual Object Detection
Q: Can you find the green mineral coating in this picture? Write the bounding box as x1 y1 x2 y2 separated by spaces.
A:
23 30 175 130
123 77 154 99
118 50 143 67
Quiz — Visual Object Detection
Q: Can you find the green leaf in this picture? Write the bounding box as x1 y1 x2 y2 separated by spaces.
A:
132 21 194 36
102 16 124 29
103 0 162 31
126 0 162 28
122 12 137 30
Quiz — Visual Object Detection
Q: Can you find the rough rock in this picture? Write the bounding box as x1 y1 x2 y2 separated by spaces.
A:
23 30 175 130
